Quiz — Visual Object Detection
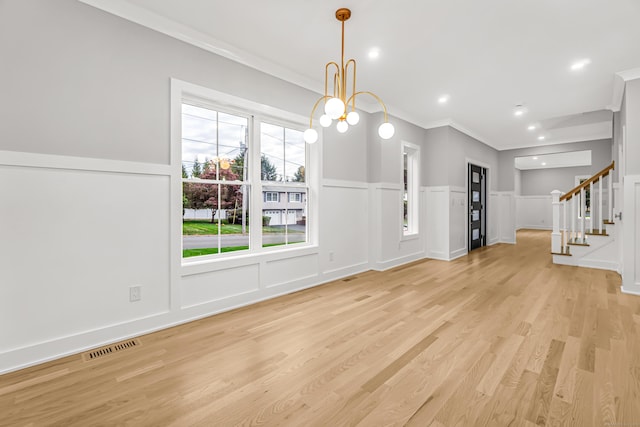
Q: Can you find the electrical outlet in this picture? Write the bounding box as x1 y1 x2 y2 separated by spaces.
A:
329 251 334 262
129 285 141 302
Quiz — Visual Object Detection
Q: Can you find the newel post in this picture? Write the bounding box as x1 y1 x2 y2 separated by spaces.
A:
551 190 563 253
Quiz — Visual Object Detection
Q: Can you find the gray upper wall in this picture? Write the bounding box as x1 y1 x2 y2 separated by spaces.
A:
422 126 499 190
367 111 425 184
499 139 613 195
0 0 320 166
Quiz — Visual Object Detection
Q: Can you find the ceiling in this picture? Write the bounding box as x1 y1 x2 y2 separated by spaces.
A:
81 0 640 150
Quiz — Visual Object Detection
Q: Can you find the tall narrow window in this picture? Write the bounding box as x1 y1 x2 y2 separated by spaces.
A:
260 122 307 248
181 103 250 258
402 142 419 236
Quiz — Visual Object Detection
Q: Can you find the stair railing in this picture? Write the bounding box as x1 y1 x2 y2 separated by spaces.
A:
551 161 614 255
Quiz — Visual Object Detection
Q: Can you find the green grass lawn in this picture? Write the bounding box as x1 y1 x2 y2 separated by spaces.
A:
183 220 303 235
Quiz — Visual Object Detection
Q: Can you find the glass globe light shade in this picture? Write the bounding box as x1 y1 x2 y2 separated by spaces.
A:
303 128 318 144
319 114 332 128
336 120 349 133
346 111 360 125
325 97 345 120
378 122 395 139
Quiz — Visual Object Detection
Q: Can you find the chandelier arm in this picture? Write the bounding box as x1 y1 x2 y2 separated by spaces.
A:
325 62 340 98
345 59 357 110
333 72 341 99
308 95 333 128
345 91 390 122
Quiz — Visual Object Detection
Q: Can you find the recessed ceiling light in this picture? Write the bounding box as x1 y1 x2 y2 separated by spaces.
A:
532 156 538 160
514 104 527 117
368 48 380 59
438 94 450 104
538 135 545 141
527 124 536 131
570 58 591 71
541 162 547 166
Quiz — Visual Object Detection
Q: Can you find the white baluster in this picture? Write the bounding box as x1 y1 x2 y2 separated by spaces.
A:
580 187 586 243
563 199 567 252
584 181 596 234
598 178 603 234
571 194 576 244
608 172 612 222
551 190 562 254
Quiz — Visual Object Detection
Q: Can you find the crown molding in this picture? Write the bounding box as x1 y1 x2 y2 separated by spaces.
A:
609 67 640 112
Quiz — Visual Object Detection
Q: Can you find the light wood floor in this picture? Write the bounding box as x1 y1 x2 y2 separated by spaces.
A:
2 230 639 426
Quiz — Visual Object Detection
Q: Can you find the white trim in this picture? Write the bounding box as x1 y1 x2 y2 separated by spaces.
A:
371 251 425 271
622 175 640 295
616 67 640 82
449 247 467 260
374 182 403 191
0 150 171 176
466 158 491 252
322 179 369 190
419 119 491 148
402 141 420 237
620 287 640 297
577 259 619 271
181 245 320 276
609 74 626 112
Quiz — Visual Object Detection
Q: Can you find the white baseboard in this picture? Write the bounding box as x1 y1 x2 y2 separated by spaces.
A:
449 247 467 260
372 252 426 271
621 285 640 296
577 260 620 271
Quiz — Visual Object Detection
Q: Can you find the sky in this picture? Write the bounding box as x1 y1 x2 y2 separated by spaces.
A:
182 103 305 182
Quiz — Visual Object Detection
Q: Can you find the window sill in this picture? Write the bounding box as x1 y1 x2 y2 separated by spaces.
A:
181 243 319 277
401 232 420 242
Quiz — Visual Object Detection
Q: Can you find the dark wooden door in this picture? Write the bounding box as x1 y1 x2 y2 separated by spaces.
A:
468 163 486 251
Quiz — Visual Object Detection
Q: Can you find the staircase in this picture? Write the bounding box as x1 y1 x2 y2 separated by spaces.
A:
550 161 619 271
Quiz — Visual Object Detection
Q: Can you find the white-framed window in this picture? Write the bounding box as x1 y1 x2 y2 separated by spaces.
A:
288 193 302 203
264 192 279 202
174 80 315 262
402 141 420 236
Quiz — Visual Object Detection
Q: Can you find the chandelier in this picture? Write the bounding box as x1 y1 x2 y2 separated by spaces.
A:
303 8 395 144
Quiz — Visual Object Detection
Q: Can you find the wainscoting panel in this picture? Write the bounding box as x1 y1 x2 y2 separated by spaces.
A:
516 195 552 230
0 160 171 353
623 175 640 294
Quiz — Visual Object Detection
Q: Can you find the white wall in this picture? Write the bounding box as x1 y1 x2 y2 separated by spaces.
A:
516 196 553 230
